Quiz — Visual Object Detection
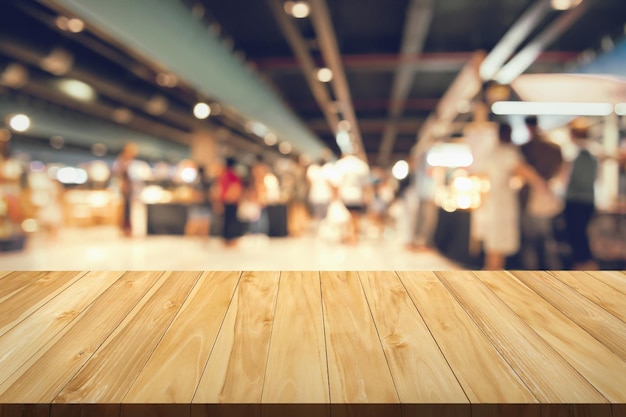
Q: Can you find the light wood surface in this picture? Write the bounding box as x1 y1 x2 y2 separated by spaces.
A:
0 270 625 417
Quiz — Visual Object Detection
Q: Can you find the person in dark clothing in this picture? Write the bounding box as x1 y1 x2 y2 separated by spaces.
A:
113 142 138 237
519 116 564 269
563 121 599 270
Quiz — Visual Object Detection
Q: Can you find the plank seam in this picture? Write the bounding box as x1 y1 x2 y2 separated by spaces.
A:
394 271 471 406
583 271 626 296
510 270 626 367
119 271 204 403
259 271 283 404
191 271 243 403
433 271 540 403
0 271 124 388
50 271 169 403
318 270 332 414
356 271 402 406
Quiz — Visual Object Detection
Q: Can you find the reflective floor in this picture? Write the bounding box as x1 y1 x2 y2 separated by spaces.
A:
0 226 459 270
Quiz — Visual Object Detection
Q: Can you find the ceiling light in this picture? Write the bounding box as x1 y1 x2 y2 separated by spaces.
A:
551 0 582 10
9 114 31 132
392 160 409 180
338 119 351 131
616 103 626 116
279 142 292 154
40 47 73 76
57 79 96 101
0 128 11 142
55 16 69 31
1 63 29 88
146 95 168 115
284 1 310 18
317 67 333 82
67 18 85 33
112 107 133 124
193 102 211 119
50 135 64 149
156 72 178 88
492 101 614 116
264 132 278 146
91 143 108 157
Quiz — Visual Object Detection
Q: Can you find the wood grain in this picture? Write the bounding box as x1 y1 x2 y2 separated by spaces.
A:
358 271 468 405
0 271 85 337
0 271 49 303
512 270 626 361
120 403 188 417
54 271 201 403
0 271 124 385
320 271 400 417
0 271 164 402
261 271 329 410
50 404 120 417
585 270 626 295
0 404 50 417
549 271 626 322
398 271 537 403
192 271 280 406
438 271 606 403
123 271 240 403
478 271 626 402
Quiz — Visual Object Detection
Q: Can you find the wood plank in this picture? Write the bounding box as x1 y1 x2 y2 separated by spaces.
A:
122 271 240 403
358 271 468 410
614 404 626 417
550 271 626 322
54 271 202 403
540 404 611 417
0 271 49 303
512 270 626 361
261 271 329 416
0 271 85 337
585 271 626 295
397 271 537 404
0 271 124 385
320 271 400 417
477 271 626 402
0 270 11 279
192 271 280 408
437 271 606 403
120 404 187 417
0 271 164 402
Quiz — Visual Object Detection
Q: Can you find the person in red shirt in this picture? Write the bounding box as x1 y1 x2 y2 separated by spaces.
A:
215 157 243 247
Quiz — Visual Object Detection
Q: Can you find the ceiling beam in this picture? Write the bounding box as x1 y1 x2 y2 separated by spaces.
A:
307 118 422 134
479 0 553 81
378 0 434 167
496 1 591 84
266 0 340 140
309 0 365 161
256 51 577 73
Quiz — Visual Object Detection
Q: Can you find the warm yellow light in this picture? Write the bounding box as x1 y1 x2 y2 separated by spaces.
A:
9 114 31 132
279 142 292 154
156 72 178 88
264 132 278 146
67 18 85 33
285 1 310 18
317 67 333 82
193 102 211 119
21 219 39 233
338 120 351 131
551 0 582 10
57 79 96 101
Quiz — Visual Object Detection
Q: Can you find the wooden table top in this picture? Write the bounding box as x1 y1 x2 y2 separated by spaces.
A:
0 270 625 417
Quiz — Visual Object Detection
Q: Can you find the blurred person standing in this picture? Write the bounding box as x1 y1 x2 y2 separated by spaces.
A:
406 147 438 252
562 121 599 270
519 115 563 269
306 158 333 230
214 157 243 247
484 123 546 270
113 142 138 237
333 152 371 244
185 165 213 238
246 155 270 235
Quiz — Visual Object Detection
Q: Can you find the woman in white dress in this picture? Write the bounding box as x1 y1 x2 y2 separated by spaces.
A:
483 123 545 270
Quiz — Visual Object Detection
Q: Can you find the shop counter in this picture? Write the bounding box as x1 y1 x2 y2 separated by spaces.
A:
1 270 625 416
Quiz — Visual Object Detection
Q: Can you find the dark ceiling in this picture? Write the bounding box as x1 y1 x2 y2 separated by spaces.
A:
1 0 625 166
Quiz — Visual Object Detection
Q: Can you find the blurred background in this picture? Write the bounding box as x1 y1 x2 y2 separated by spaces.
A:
0 0 625 270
